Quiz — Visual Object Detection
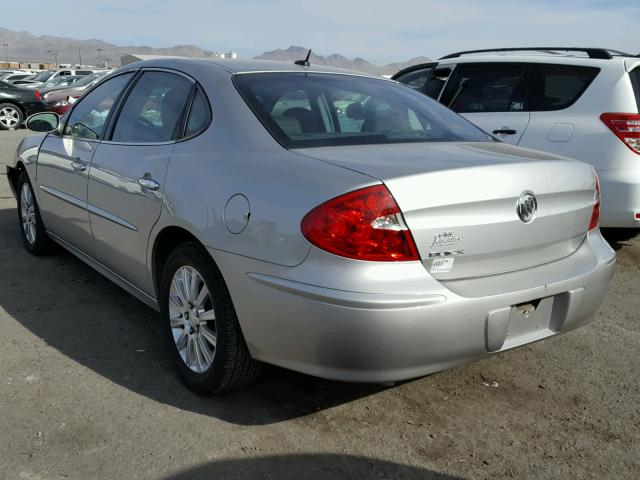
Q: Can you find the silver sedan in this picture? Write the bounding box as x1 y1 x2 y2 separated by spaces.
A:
6 58 615 394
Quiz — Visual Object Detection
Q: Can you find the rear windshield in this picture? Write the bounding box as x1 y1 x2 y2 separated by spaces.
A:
630 69 640 110
233 72 490 149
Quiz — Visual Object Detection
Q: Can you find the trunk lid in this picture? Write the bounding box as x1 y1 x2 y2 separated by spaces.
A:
294 142 596 280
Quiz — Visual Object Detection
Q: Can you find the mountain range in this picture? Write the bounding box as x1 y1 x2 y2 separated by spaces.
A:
0 27 430 75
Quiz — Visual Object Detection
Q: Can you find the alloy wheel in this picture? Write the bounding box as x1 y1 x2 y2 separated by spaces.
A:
20 183 37 244
0 106 20 129
169 266 217 373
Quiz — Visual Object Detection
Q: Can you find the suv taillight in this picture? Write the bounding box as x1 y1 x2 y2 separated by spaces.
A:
589 170 601 231
600 113 640 154
34 89 42 102
301 184 419 262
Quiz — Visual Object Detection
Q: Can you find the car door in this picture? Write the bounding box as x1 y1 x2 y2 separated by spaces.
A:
439 63 530 145
86 69 194 294
35 72 134 251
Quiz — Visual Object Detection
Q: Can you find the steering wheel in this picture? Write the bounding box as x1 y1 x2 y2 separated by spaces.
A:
135 117 156 129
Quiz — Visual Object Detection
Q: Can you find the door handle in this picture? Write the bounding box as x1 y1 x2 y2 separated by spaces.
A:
138 177 160 191
492 129 517 135
71 160 86 172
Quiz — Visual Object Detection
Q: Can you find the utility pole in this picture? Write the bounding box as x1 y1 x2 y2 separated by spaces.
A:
97 48 103 66
78 47 82 67
1 43 8 66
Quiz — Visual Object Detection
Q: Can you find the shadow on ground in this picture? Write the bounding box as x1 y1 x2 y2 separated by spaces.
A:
0 207 388 426
163 454 463 480
601 228 639 251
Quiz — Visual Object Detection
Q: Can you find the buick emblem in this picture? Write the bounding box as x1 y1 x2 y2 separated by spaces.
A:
516 191 537 223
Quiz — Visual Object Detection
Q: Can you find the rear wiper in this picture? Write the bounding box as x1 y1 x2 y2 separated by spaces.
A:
447 77 469 109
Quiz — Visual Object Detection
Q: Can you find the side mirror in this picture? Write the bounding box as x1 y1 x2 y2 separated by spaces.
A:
25 112 60 133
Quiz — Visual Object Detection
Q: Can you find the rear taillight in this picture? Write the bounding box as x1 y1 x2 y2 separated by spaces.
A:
589 170 601 231
301 184 419 262
34 89 42 102
600 113 640 154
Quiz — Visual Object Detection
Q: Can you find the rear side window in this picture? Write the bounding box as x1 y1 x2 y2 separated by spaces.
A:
184 87 212 137
529 64 599 111
112 71 193 143
629 69 640 110
440 63 528 113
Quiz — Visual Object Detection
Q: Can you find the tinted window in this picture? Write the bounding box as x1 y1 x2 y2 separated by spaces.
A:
630 69 640 110
112 71 192 143
441 64 527 113
529 64 599 111
395 68 433 92
185 87 211 137
76 70 93 75
234 72 490 148
64 72 134 140
32 71 55 82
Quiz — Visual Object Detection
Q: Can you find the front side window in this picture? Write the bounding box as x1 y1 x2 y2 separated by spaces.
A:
112 71 193 143
440 63 528 113
529 64 600 111
234 72 490 149
64 72 134 140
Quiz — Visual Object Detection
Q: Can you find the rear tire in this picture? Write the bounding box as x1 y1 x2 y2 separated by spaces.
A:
159 241 261 394
16 171 55 256
0 103 24 130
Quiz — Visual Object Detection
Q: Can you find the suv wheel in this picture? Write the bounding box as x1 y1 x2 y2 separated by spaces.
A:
0 103 24 130
159 242 261 394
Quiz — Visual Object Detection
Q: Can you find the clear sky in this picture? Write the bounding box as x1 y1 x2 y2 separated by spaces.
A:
2 0 639 64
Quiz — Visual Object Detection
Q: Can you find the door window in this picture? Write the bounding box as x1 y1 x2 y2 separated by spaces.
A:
112 71 193 143
529 64 599 111
440 63 528 113
64 72 134 140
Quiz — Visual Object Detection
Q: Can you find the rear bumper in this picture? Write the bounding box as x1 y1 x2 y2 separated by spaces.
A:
212 231 615 383
598 169 640 228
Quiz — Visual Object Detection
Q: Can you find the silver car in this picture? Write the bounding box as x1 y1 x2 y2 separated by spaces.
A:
7 59 615 394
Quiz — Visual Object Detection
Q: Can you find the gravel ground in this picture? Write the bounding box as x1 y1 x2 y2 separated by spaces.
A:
0 128 638 480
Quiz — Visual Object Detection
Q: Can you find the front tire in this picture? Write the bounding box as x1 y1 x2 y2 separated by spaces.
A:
0 103 24 130
16 171 55 255
159 242 261 394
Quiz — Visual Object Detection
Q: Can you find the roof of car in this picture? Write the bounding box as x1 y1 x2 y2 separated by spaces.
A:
119 57 382 78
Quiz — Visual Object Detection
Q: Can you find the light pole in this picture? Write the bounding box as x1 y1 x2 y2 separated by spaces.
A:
78 47 83 67
97 48 103 66
1 43 8 66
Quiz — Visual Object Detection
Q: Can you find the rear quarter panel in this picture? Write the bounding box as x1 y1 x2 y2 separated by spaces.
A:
154 70 376 268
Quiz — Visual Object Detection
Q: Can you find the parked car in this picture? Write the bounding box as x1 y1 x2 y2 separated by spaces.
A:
0 80 44 130
14 69 97 88
7 59 614 394
392 47 640 228
0 72 35 83
37 75 86 95
43 72 110 115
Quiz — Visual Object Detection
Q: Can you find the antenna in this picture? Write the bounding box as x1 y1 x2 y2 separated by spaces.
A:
294 49 312 67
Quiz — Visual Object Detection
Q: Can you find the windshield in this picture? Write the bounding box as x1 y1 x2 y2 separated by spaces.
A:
32 71 55 82
233 72 490 148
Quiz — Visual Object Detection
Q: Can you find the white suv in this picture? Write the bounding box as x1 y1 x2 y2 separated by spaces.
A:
393 48 640 228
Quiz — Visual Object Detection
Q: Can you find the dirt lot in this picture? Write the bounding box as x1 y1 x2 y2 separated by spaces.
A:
0 128 638 480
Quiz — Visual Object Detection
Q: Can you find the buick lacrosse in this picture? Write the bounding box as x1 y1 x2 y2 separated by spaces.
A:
7 58 614 394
